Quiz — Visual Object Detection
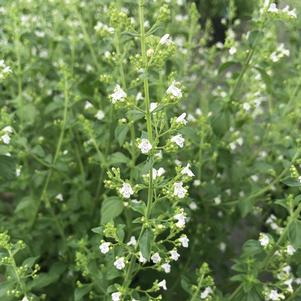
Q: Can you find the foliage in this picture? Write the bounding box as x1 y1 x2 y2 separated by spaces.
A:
1 0 301 300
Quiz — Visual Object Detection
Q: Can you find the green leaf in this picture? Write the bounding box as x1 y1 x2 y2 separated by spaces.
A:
30 262 66 290
127 110 144 122
114 124 129 146
74 285 92 301
101 197 124 224
219 61 241 74
248 30 264 48
139 228 153 260
288 220 301 248
0 155 16 181
108 152 130 165
282 177 301 187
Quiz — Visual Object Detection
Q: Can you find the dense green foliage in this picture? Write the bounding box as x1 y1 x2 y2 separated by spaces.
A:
1 0 301 300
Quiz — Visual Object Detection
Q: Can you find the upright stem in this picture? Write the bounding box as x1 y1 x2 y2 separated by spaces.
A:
122 0 155 294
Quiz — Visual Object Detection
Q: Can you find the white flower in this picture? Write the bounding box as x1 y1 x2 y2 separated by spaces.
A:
139 252 147 264
136 92 143 101
193 180 201 187
16 167 21 177
55 193 64 201
2 126 13 133
267 289 285 301
169 249 180 261
174 210 186 228
200 287 213 299
171 134 185 148
176 113 187 125
94 21 114 34
189 201 198 210
158 279 167 290
151 252 161 264
159 34 172 45
138 138 152 154
259 233 270 248
287 244 296 256
166 81 182 99
84 101 93 110
173 182 187 199
95 110 105 120
214 196 221 205
21 297 29 301
152 167 166 179
127 236 137 246
150 102 158 112
268 3 278 13
119 183 134 199
161 262 171 273
229 47 237 55
110 85 127 104
99 241 111 254
111 292 121 301
179 235 189 248
114 257 125 270
1 133 10 144
181 163 194 177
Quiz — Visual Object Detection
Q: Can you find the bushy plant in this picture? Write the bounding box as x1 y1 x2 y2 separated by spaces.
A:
1 0 301 300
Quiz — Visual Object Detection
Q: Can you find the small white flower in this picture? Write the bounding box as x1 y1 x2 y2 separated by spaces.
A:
259 233 270 248
95 110 105 120
171 134 185 148
219 242 226 252
161 262 171 273
16 167 21 177
176 113 187 125
2 126 13 133
111 292 121 301
150 102 158 112
84 101 93 110
158 279 167 290
138 138 152 154
151 252 161 264
136 92 143 101
114 257 125 270
110 85 127 104
200 287 213 299
99 241 111 254
173 182 187 199
127 236 137 247
139 252 147 264
268 3 278 13
1 133 10 144
181 163 194 177
179 235 189 248
214 196 221 205
189 201 198 210
169 249 180 261
193 180 201 187
152 167 166 179
55 193 64 202
166 81 182 99
119 183 134 199
174 210 186 228
21 297 29 301
229 47 237 55
159 34 172 45
267 289 285 301
287 244 296 256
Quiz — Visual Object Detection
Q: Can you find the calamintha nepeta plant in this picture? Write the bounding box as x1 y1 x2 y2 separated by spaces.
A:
1 0 301 300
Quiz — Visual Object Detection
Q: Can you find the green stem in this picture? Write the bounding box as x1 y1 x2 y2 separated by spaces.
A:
30 70 70 237
122 0 154 294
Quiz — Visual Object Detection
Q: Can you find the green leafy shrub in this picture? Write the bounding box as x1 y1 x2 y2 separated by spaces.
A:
1 0 301 300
